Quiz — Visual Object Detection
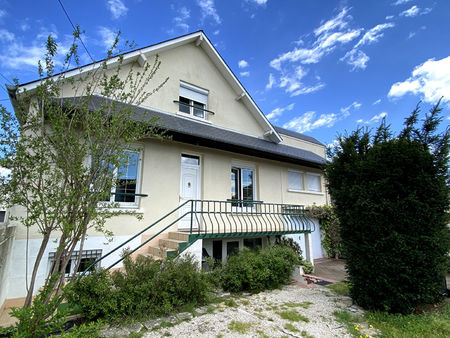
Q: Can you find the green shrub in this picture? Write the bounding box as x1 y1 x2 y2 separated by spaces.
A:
326 103 450 314
221 245 300 293
276 236 303 260
65 254 211 320
301 261 314 275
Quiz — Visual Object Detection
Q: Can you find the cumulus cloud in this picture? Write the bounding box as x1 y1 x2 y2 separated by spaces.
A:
249 0 268 5
266 103 294 121
169 7 190 34
197 0 221 24
388 56 450 104
282 100 358 133
98 26 117 49
400 5 420 17
357 112 387 124
106 0 128 19
392 0 412 5
0 166 11 178
283 111 339 133
266 73 275 89
354 23 395 48
341 49 370 70
0 29 14 42
373 99 381 105
238 60 248 68
240 71 250 77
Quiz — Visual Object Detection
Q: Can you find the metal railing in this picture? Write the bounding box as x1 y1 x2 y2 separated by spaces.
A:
81 199 314 276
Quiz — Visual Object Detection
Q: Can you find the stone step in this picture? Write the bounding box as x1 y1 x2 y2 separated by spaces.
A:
168 231 190 242
159 238 185 250
138 252 162 261
147 245 175 259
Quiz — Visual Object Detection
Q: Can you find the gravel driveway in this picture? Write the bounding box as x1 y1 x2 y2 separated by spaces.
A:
101 283 373 337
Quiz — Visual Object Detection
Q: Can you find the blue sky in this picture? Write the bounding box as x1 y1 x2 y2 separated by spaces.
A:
0 0 449 148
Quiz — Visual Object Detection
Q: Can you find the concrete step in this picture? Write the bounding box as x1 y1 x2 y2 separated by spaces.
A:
138 252 162 260
168 231 190 242
147 245 175 259
159 238 185 250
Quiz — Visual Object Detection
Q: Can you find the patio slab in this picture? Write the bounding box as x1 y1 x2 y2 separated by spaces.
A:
313 258 348 282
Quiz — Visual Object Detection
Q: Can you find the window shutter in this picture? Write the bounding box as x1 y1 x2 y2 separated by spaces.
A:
288 171 303 190
306 174 320 192
179 82 208 104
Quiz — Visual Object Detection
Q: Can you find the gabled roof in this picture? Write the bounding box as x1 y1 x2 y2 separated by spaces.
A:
273 126 324 146
15 31 283 143
61 96 326 168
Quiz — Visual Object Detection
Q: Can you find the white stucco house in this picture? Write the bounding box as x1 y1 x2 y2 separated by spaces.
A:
0 31 329 311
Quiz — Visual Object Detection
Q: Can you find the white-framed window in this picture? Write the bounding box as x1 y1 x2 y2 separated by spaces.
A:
288 170 304 191
306 173 321 192
99 149 142 208
48 249 102 277
231 162 256 208
178 81 209 119
287 170 322 193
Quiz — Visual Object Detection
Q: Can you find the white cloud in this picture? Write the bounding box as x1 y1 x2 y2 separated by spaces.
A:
0 167 11 178
340 101 362 116
197 0 221 24
240 71 250 77
354 23 395 48
266 103 294 121
400 5 419 17
238 59 248 68
249 0 268 5
314 7 350 36
106 0 128 19
213 30 220 35
170 7 190 34
266 73 275 89
0 29 14 42
291 83 325 96
341 49 370 70
98 26 117 49
358 112 387 124
385 15 394 20
392 0 412 5
283 111 339 133
0 9 6 19
373 99 381 105
388 56 450 104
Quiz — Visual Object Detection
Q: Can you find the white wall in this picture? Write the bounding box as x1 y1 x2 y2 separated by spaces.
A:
6 235 141 299
287 218 323 260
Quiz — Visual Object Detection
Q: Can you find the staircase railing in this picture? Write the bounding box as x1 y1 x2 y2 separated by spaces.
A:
81 199 315 276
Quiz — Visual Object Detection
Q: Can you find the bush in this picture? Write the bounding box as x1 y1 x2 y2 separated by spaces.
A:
65 254 211 320
221 245 300 293
301 261 314 275
326 103 450 314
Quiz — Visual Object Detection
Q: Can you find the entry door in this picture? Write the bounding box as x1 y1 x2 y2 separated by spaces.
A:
179 154 201 230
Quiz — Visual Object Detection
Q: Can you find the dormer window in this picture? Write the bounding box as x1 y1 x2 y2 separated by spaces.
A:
178 81 209 119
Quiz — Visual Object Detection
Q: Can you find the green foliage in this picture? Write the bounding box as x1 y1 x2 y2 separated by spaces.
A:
326 281 350 296
301 260 314 274
276 235 303 260
7 275 67 337
307 205 342 258
65 254 210 321
220 245 300 293
228 321 253 334
277 309 309 322
326 102 450 314
57 320 103 337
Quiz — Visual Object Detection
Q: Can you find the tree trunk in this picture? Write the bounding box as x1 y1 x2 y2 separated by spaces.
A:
24 232 50 307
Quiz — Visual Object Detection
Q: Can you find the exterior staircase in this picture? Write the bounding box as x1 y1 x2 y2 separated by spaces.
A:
137 232 191 260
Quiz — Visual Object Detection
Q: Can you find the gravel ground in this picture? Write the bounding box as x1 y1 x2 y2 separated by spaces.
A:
101 284 376 338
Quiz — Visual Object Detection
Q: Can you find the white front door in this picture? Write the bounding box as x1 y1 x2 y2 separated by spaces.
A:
179 154 201 230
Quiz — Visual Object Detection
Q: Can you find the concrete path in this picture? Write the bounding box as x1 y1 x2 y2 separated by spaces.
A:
313 258 348 282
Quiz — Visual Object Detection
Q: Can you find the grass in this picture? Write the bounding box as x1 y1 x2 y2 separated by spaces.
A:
365 302 450 338
334 302 450 338
256 329 269 338
283 301 313 309
284 323 299 332
224 299 238 307
127 332 144 338
301 330 314 338
228 321 253 334
326 281 350 296
277 310 309 322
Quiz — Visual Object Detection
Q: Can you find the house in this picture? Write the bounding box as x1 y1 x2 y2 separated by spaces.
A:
0 31 328 311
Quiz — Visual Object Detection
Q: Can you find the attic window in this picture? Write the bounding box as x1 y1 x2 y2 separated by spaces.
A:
178 81 209 119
